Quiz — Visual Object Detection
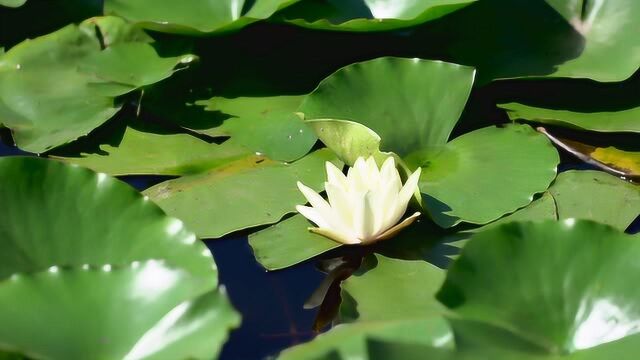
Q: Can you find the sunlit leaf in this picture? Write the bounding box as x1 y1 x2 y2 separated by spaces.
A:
104 0 302 34
299 57 475 157
279 0 476 32
196 96 317 162
0 16 194 153
144 149 342 238
500 102 640 133
0 156 239 359
278 317 453 360
51 115 250 176
418 124 559 228
439 220 640 354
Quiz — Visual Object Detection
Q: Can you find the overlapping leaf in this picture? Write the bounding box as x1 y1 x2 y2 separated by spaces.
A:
144 149 342 239
418 124 559 228
51 115 251 176
279 0 476 32
104 0 301 34
299 57 475 157
0 156 239 359
500 102 640 133
196 96 317 162
438 220 640 356
0 16 194 153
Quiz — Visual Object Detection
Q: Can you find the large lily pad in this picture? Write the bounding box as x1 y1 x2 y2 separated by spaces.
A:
51 115 251 176
438 220 640 354
144 149 342 238
196 96 317 162
0 156 240 359
500 102 640 133
299 57 475 157
0 17 194 153
0 156 213 279
104 0 301 34
278 0 476 32
418 124 559 228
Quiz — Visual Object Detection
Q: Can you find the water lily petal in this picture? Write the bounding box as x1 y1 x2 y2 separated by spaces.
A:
298 181 353 236
380 156 402 193
310 227 361 245
297 181 332 212
365 156 380 189
325 182 353 226
354 191 376 241
376 212 421 242
325 161 348 191
398 167 422 207
296 205 331 229
347 161 367 193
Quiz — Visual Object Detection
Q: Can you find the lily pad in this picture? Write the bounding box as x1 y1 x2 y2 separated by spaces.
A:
0 156 213 279
0 17 194 153
278 317 453 360
0 156 240 359
438 220 640 354
299 57 475 157
418 124 559 228
409 0 640 83
196 96 317 162
0 0 25 8
306 119 391 166
279 0 476 32
144 148 342 239
249 214 340 271
548 170 640 231
500 102 640 133
0 263 240 360
340 255 446 322
104 0 301 34
50 115 251 176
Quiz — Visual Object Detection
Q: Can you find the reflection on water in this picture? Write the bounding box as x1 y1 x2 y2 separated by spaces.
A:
207 237 324 359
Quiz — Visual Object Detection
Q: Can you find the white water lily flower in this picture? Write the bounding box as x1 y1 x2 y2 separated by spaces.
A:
296 156 421 245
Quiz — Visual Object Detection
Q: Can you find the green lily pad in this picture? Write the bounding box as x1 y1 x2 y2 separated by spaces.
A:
340 255 446 323
196 96 317 162
0 263 238 359
50 116 251 176
418 124 559 228
0 0 25 8
0 17 194 153
438 220 640 354
0 156 240 359
144 148 342 239
500 102 640 133
548 170 640 231
104 0 301 34
278 0 476 32
249 214 340 271
299 57 475 157
0 156 213 279
305 119 391 166
409 0 640 83
278 317 453 360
